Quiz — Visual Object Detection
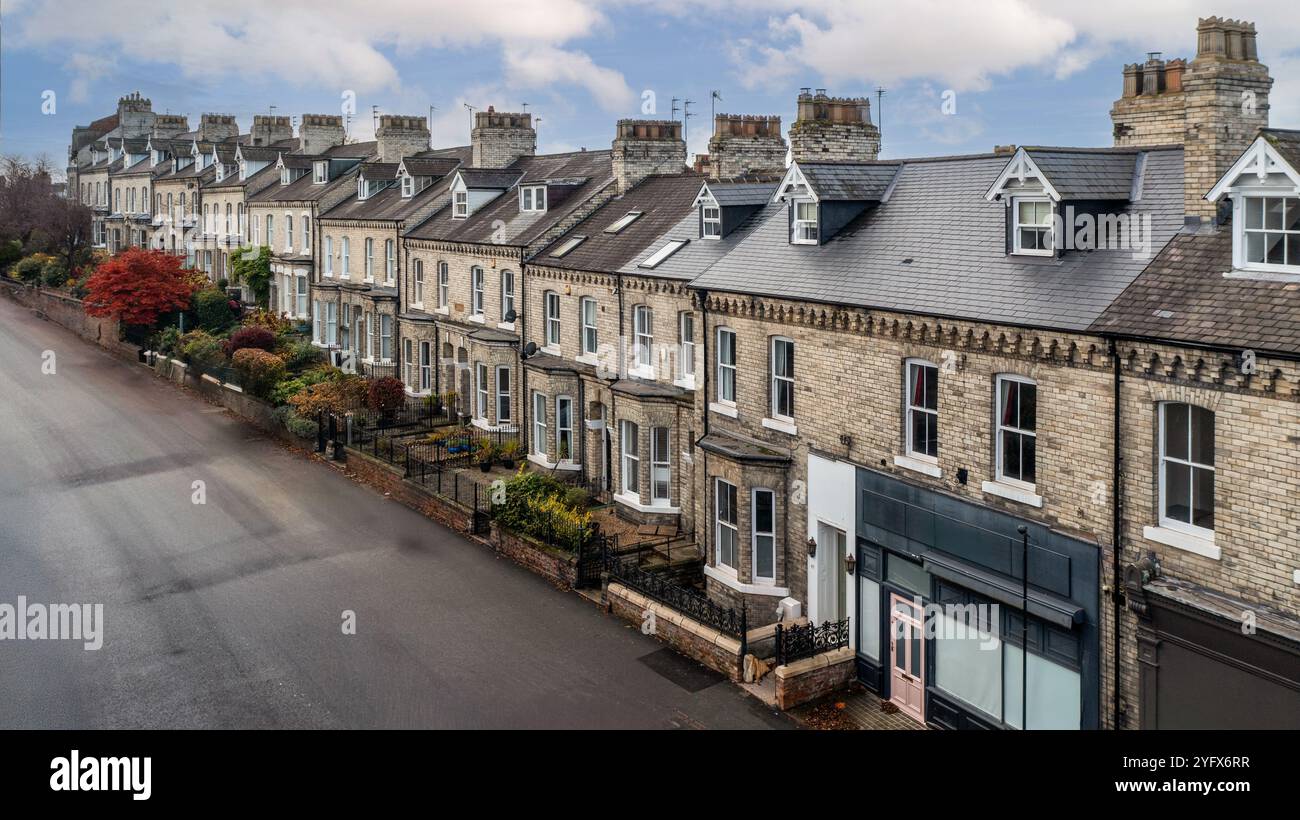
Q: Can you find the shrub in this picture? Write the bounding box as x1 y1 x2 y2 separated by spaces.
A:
0 239 22 271
13 255 46 283
286 373 368 416
232 348 287 398
153 326 182 356
274 406 319 440
491 468 593 551
366 376 407 415
40 258 68 287
193 287 238 331
267 365 337 406
222 325 276 357
277 336 321 370
178 330 224 368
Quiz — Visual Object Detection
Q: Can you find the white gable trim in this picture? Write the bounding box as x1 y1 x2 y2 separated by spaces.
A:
1206 136 1300 202
984 148 1062 202
691 182 717 208
773 163 816 203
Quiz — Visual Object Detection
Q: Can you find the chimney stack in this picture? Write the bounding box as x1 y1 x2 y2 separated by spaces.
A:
198 113 239 143
151 114 189 140
376 114 432 162
707 114 787 179
116 91 154 139
789 89 879 163
297 114 347 154
471 107 536 168
250 115 293 146
610 119 686 194
1111 17 1271 220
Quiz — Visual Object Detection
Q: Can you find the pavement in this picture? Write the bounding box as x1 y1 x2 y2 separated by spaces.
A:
0 293 794 730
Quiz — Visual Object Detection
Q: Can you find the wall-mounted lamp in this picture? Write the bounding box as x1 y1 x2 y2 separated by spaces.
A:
806 536 817 558
845 553 856 576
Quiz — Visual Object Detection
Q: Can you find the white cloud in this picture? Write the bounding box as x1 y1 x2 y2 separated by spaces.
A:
503 45 634 112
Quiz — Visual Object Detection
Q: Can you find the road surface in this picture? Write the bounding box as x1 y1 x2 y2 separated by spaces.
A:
0 293 791 729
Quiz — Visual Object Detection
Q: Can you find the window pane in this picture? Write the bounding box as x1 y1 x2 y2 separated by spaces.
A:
924 365 937 410
1189 405 1214 467
1002 430 1021 480
1245 197 1263 230
1000 380 1018 427
934 613 1001 720
1246 231 1266 263
1021 434 1036 485
1018 383 1036 430
754 490 773 532
1266 231 1286 264
1163 403 1188 460
1164 461 1191 523
858 577 880 662
1265 197 1285 230
1193 467 1215 531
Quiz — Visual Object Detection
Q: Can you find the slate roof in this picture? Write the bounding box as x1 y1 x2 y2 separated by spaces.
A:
250 143 378 204
799 161 901 201
536 174 704 273
402 156 463 177
1261 128 1300 171
319 148 470 223
405 149 614 246
690 147 1186 331
703 179 782 207
1090 227 1300 356
1025 147 1140 200
459 168 524 189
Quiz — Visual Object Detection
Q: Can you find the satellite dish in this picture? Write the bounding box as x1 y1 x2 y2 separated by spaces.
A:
523 341 538 359
505 308 517 323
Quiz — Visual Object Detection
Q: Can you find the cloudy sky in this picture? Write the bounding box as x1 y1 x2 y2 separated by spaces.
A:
3 0 1298 173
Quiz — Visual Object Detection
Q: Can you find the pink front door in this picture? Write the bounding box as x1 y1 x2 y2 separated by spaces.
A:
889 594 925 723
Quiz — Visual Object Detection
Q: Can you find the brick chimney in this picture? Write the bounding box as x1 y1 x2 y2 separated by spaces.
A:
471 108 536 168
151 114 189 140
376 114 431 162
1111 17 1271 220
298 114 347 154
116 92 154 139
198 113 239 143
610 119 686 194
707 114 787 179
250 115 293 146
789 89 880 163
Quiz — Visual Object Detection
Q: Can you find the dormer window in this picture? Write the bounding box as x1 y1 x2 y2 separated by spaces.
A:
401 175 414 198
215 164 225 182
1013 198 1054 256
280 167 291 186
792 201 818 244
453 190 469 218
1241 196 1300 269
701 203 721 238
313 162 328 184
358 177 369 200
520 186 547 213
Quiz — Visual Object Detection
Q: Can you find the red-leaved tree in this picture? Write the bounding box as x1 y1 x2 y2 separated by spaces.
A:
84 248 202 327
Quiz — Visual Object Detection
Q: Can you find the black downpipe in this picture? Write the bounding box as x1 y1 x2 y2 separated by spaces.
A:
519 253 529 454
1109 336 1124 729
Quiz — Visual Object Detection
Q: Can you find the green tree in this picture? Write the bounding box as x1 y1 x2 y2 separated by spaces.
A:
229 246 272 308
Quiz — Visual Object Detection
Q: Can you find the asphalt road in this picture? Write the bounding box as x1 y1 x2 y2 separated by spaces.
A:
0 294 791 729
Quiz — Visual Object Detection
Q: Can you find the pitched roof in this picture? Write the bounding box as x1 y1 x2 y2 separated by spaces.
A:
1261 128 1300 171
458 168 524 189
702 178 782 207
690 147 1186 331
1090 227 1300 356
1025 147 1141 200
405 149 614 246
537 174 704 273
401 156 463 177
797 161 900 201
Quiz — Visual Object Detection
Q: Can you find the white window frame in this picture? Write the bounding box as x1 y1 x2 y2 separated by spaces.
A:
324 235 333 277
792 200 818 244
402 175 414 198
385 239 395 284
621 420 639 495
1157 402 1216 539
341 236 350 278
679 312 695 380
495 366 511 423
437 262 449 308
751 487 776 584
476 363 489 419
1237 195 1300 273
379 314 393 362
702 203 721 238
325 302 338 346
770 336 794 421
501 270 515 321
265 214 274 247
419 342 432 392
295 275 308 318
453 190 468 219
633 305 653 371
364 237 374 281
1012 196 1054 256
556 396 574 463
545 291 561 347
520 185 547 213
284 214 293 251
994 375 1037 490
716 327 737 404
312 300 322 343
301 215 310 254
651 427 671 505
580 297 598 356
715 479 738 573
532 392 547 456
413 259 425 307
471 266 484 316
313 162 327 184
905 359 939 462
403 338 414 386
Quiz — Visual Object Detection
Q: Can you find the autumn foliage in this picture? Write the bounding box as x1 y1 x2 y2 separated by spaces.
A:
84 248 201 327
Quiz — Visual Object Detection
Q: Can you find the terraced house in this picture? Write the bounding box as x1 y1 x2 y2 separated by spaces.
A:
398 110 639 423
315 115 470 379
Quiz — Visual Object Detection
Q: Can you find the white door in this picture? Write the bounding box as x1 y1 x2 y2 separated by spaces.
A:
816 522 847 623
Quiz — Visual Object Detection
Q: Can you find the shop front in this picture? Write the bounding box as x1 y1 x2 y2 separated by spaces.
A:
812 459 1100 730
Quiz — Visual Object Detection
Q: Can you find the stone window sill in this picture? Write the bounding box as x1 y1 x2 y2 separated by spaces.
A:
1142 525 1220 560
893 454 941 479
981 480 1043 508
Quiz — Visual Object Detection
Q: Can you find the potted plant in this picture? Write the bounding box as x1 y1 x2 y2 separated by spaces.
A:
498 439 521 469
477 441 496 472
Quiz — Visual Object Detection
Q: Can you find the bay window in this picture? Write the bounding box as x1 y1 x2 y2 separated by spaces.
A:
752 488 775 583
532 393 547 455
715 479 738 571
496 366 511 422
476 364 488 418
621 421 639 495
651 427 670 504
379 314 392 361
419 342 432 392
556 396 573 462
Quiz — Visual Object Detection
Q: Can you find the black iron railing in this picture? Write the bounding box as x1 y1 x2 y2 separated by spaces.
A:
774 618 851 667
608 557 745 638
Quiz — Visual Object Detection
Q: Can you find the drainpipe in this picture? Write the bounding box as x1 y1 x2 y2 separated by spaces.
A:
698 288 710 553
1109 336 1124 730
520 250 529 453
